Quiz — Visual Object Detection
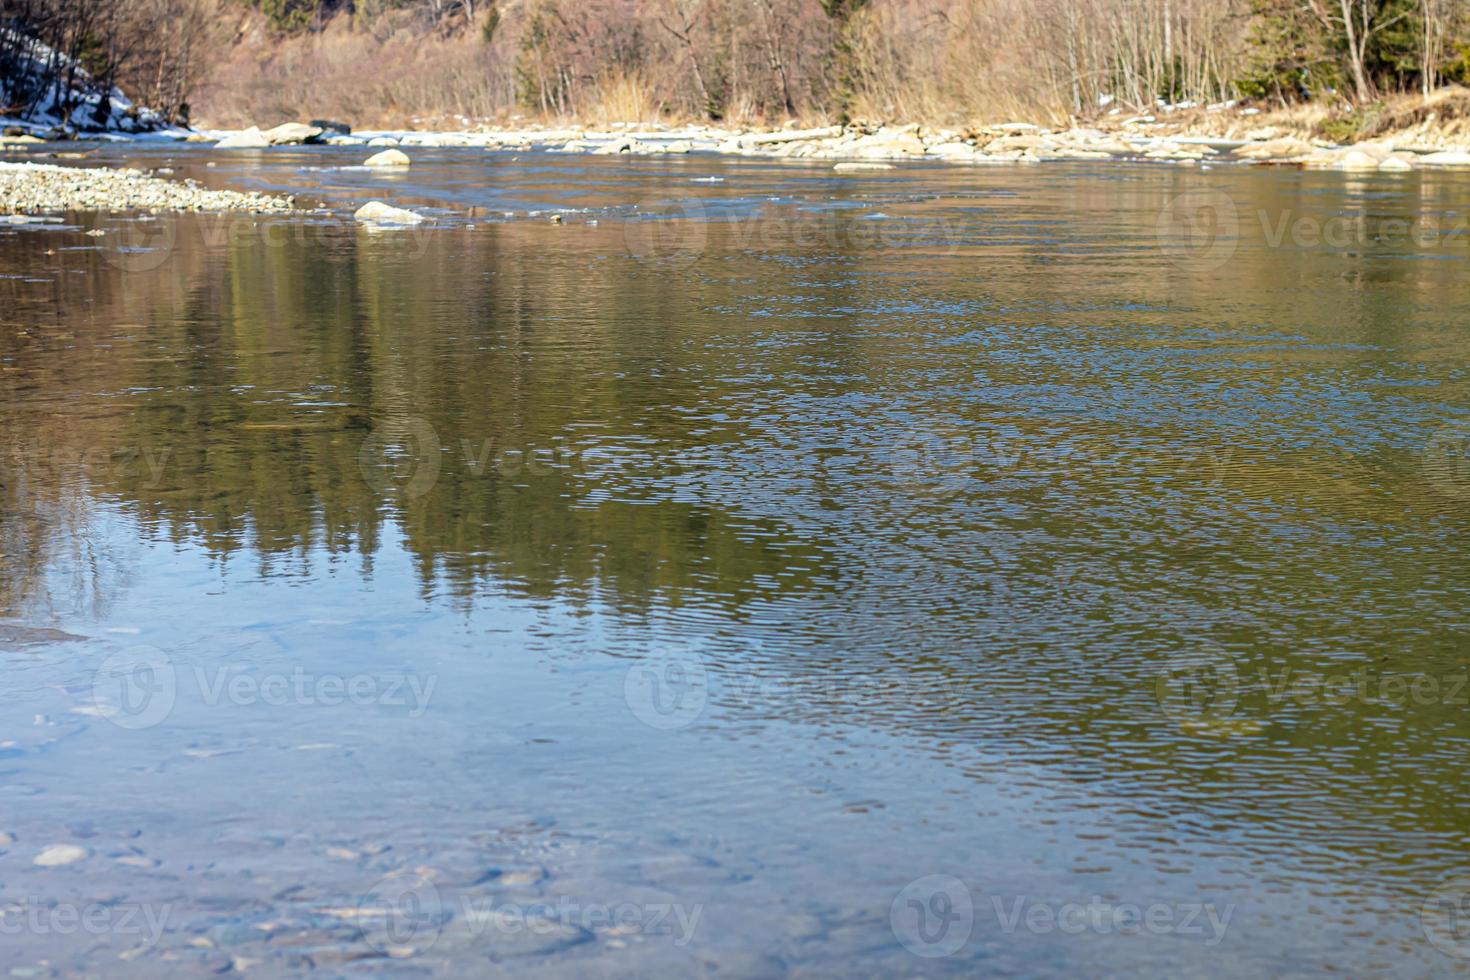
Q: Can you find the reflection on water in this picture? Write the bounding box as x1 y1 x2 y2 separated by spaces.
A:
3 150 1470 976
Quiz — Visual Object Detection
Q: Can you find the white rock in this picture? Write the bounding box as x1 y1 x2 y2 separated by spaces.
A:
1337 149 1380 171
34 844 89 867
262 122 322 145
363 149 411 168
367 137 400 146
214 127 269 149
354 201 424 225
833 162 894 172
1378 155 1413 171
926 142 981 160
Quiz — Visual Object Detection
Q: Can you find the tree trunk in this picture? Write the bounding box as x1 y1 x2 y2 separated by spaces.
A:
1338 0 1372 103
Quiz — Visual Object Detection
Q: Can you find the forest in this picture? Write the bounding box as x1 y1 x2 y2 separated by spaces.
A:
3 0 1470 129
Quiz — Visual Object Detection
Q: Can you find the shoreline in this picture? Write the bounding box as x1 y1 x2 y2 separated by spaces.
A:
21 118 1470 173
0 160 296 215
5 114 1470 218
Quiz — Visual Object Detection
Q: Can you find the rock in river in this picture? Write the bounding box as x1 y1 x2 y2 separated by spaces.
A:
262 122 324 145
214 127 270 149
363 148 411 168
354 201 424 225
34 843 90 866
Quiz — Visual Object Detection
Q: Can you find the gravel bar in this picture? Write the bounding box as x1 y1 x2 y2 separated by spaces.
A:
0 161 294 214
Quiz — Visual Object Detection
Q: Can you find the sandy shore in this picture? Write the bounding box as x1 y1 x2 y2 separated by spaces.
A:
0 161 295 214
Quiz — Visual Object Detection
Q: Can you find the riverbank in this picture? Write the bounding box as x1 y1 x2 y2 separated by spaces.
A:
0 161 295 214
181 104 1470 172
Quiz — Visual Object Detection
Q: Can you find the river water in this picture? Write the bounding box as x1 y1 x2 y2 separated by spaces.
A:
2 144 1470 976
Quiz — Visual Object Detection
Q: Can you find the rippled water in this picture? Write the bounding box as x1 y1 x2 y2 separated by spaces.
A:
3 144 1470 976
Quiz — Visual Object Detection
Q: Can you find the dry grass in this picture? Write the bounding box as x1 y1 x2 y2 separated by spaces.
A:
585 72 660 126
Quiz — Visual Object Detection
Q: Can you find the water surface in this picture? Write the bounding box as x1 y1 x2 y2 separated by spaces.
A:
2 146 1470 976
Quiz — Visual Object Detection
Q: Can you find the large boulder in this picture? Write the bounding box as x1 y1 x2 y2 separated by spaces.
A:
353 201 424 225
367 136 399 146
215 127 269 149
846 128 927 159
262 122 323 145
1337 149 1382 171
926 141 982 160
311 118 352 135
363 148 411 168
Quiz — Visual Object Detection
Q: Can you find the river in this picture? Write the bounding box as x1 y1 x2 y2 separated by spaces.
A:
1 144 1469 976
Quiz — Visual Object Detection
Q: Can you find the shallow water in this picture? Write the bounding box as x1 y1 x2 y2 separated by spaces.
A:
3 145 1470 976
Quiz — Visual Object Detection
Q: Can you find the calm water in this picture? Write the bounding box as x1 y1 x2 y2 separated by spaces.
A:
3 145 1470 977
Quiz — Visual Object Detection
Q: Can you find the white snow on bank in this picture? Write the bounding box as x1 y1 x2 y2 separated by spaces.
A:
0 28 185 137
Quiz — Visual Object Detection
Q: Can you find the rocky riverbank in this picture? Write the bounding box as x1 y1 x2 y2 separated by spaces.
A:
0 161 295 213
192 116 1470 172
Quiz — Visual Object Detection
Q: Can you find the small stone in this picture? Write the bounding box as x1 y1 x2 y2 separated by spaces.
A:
116 855 160 868
34 844 89 866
